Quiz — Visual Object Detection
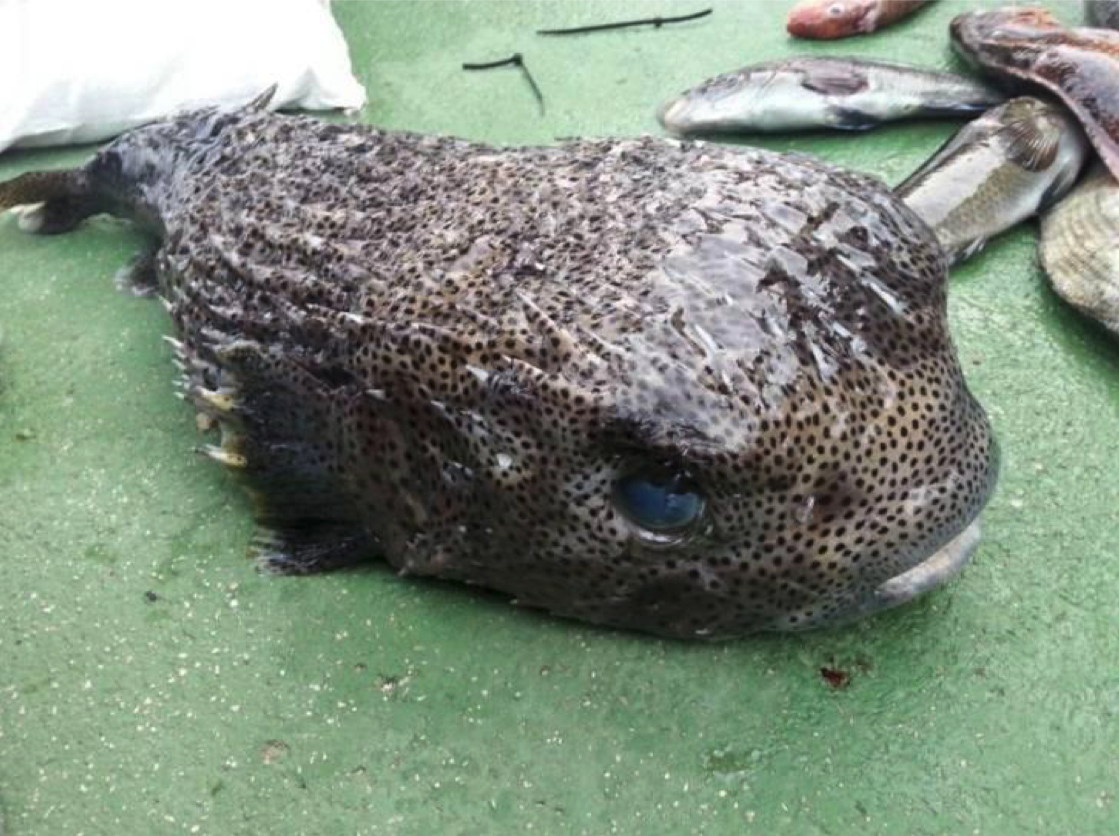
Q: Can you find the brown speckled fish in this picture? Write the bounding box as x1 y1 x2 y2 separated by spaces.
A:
787 0 930 40
0 93 998 639
951 6 1119 181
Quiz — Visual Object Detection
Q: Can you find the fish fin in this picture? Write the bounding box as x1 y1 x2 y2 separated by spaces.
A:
0 169 98 233
1037 164 1083 212
253 524 374 575
114 250 161 296
1001 111 1061 172
951 237 988 266
798 64 870 97
918 97 1004 117
1027 48 1119 178
0 169 79 210
246 84 279 111
828 106 880 131
205 340 377 575
894 127 978 198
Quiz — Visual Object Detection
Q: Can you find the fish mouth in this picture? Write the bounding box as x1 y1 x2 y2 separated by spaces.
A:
766 517 985 632
656 96 689 133
848 518 983 623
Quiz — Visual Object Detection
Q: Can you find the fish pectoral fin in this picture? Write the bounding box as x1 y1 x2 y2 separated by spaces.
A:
115 250 161 296
1002 112 1061 172
246 84 279 112
799 65 869 97
827 106 880 131
1037 168 1079 212
238 437 376 575
952 236 989 266
252 522 375 575
207 340 377 575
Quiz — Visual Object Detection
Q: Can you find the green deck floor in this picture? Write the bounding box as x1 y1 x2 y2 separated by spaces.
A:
2 2 1117 834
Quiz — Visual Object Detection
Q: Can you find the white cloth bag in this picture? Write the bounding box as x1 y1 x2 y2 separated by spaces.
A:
0 0 366 152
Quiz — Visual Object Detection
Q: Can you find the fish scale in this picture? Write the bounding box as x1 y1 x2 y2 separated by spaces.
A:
0 94 998 638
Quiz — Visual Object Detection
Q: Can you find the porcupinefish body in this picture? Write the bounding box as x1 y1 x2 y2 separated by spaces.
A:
0 94 998 639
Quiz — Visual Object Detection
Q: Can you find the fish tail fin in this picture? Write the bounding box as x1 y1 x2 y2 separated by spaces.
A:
0 169 77 209
246 84 279 111
0 168 99 235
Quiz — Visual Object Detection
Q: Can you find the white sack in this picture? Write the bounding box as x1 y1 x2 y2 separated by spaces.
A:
0 0 366 152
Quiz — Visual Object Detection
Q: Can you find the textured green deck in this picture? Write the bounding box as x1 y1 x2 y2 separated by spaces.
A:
1 2 1117 834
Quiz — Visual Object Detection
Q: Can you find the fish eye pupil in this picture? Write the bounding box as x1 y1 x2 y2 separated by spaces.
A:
613 470 705 533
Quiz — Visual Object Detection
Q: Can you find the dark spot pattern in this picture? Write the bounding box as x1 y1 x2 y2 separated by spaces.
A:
81 103 998 639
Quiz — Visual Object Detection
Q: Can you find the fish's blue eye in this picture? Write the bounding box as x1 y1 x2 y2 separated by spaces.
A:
613 471 705 533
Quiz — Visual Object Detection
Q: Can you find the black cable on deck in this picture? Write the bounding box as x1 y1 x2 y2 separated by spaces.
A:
537 8 712 36
461 52 545 115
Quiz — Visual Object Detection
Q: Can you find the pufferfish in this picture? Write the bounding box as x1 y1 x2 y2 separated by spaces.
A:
0 91 997 639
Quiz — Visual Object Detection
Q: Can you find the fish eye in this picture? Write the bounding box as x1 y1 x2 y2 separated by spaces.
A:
828 3 847 16
613 468 705 536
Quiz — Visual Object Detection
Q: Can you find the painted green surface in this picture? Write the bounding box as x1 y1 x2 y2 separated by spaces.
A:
1 2 1117 834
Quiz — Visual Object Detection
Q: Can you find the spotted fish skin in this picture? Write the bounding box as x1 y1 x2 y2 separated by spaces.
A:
1 101 998 639
951 7 1119 182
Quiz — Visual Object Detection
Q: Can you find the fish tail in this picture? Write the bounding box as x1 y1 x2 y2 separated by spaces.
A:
0 168 99 235
0 169 80 210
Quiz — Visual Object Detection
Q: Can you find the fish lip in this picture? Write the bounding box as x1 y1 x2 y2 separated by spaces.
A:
764 516 987 633
656 96 689 133
851 518 983 621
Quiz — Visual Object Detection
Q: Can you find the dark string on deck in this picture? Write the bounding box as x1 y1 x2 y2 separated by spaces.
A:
537 8 712 36
462 52 545 115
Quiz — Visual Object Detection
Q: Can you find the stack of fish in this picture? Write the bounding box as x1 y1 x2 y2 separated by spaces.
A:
658 0 1119 336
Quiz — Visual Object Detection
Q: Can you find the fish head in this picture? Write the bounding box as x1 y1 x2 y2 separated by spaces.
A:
371 150 998 639
950 7 1062 70
786 0 878 39
657 66 817 134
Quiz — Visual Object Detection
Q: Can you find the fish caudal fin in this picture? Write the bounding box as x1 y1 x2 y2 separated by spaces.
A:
0 168 97 234
0 169 76 208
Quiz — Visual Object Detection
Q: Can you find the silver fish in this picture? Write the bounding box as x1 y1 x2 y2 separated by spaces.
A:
0 92 998 639
657 57 1005 135
896 97 1087 265
1040 163 1119 336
